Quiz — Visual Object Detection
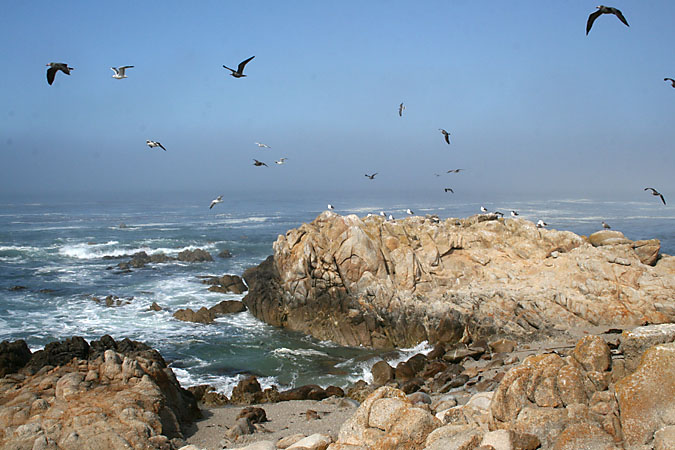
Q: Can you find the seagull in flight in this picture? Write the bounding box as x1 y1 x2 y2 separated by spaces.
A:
255 142 271 148
365 173 378 180
210 195 223 209
275 158 287 165
444 188 454 193
644 187 666 205
447 169 463 173
146 140 166 151
223 56 255 78
537 219 548 228
111 66 134 79
399 103 405 117
664 78 675 88
253 159 268 167
586 6 629 35
439 129 451 145
602 221 611 229
46 62 74 85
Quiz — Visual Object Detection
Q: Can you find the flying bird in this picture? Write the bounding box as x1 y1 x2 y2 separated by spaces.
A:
586 6 629 35
444 188 454 193
365 173 378 180
111 66 134 79
146 140 166 151
210 195 223 209
439 129 451 145
399 103 405 117
664 78 675 88
46 62 74 85
223 56 255 78
602 221 611 229
406 209 414 215
447 169 463 173
510 210 519 217
537 219 548 228
644 187 666 205
275 158 287 165
252 159 268 167
255 142 271 148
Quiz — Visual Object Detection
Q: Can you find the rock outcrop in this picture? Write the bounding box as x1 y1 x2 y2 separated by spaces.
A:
243 212 675 348
0 335 200 449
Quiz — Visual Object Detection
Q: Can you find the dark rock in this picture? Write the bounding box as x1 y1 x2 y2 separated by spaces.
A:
23 336 90 375
119 223 127 229
230 376 263 404
394 360 416 382
0 340 32 376
371 360 395 385
346 380 375 403
427 343 446 360
439 374 470 392
209 300 246 316
218 274 247 294
400 378 424 394
236 406 267 424
279 384 328 401
420 360 447 378
225 417 254 440
430 363 464 391
173 307 215 324
306 409 320 420
325 385 345 397
218 249 233 258
9 285 27 291
177 249 213 262
149 302 162 311
442 346 484 363
92 295 132 307
406 353 428 375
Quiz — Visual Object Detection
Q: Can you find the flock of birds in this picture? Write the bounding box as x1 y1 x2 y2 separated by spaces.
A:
44 6 669 224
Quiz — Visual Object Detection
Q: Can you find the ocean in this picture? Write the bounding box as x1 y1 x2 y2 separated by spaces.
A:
1 192 673 396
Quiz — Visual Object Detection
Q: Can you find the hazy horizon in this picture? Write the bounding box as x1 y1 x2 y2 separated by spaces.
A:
2 1 674 206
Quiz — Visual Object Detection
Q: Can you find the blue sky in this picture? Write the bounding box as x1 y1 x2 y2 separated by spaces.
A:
1 1 673 202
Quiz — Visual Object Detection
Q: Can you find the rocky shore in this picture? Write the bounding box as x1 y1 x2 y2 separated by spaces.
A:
242 212 675 348
2 213 674 449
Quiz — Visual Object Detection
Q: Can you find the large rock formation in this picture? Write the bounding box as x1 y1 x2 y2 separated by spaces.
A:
243 212 675 348
0 335 200 449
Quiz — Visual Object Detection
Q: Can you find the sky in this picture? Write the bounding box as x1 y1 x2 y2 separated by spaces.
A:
1 1 674 203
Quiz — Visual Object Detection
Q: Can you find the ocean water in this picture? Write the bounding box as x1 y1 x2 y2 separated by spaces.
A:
1 192 673 396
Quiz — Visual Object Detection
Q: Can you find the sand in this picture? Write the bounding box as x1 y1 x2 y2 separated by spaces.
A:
183 397 358 450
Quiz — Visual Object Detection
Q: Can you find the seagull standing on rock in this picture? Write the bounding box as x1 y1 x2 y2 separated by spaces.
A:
480 206 488 213
210 195 223 209
511 210 519 217
46 62 74 85
602 221 611 229
586 5 629 35
406 209 414 215
223 56 255 78
146 140 166 151
327 204 335 211
537 219 548 228
111 66 134 79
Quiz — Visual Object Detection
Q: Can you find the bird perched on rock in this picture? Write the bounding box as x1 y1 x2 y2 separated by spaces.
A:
510 210 519 217
111 66 134 79
644 187 666 205
494 211 504 217
223 56 255 78
602 221 611 229
665 78 675 88
586 5 629 35
46 62 74 85
146 140 166 151
406 209 414 215
480 206 488 213
379 211 386 217
327 204 334 210
439 129 451 144
365 173 377 180
537 219 548 228
444 188 454 193
399 103 405 117
210 195 223 209
252 159 268 167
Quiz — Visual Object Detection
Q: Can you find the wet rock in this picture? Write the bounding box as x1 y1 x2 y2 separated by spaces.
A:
173 307 215 324
9 285 26 291
218 249 233 258
149 302 162 311
177 249 213 262
0 340 32 377
209 300 246 315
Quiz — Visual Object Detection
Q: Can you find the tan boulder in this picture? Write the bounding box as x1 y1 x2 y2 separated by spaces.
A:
620 323 675 373
615 342 675 447
550 423 619 450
